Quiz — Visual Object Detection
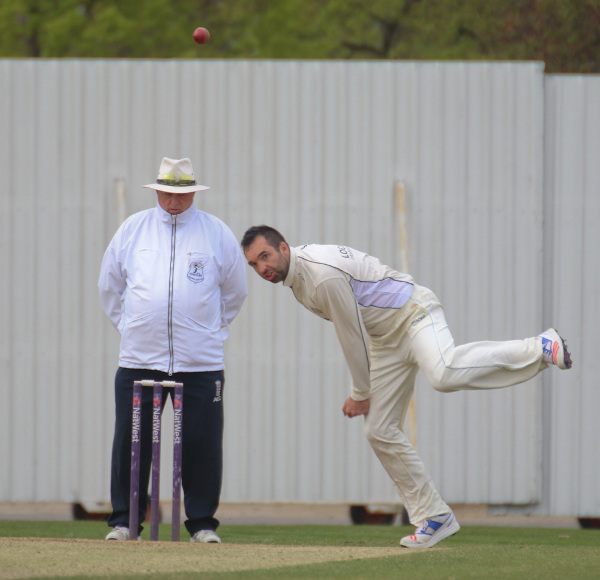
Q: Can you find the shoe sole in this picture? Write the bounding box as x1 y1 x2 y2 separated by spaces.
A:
105 535 142 541
549 328 573 370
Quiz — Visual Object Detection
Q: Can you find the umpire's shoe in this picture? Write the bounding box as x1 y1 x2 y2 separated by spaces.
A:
540 328 573 369
400 512 460 549
105 526 141 540
191 530 221 543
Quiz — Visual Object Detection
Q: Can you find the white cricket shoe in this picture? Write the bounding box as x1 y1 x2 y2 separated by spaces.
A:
540 328 573 369
400 512 460 549
105 526 141 541
191 529 222 543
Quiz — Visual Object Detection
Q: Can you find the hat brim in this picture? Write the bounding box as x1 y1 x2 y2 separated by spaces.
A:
143 183 210 194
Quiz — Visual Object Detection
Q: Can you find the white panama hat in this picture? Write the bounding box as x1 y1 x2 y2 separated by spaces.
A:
143 157 210 194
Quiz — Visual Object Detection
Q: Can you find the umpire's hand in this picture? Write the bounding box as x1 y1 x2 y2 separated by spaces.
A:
343 397 370 418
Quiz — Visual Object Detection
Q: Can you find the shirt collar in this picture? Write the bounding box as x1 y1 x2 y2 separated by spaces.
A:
283 246 297 287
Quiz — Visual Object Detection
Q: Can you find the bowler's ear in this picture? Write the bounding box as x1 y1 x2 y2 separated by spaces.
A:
280 242 290 259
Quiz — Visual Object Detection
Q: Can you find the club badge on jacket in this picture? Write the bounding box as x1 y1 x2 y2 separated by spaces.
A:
187 252 208 284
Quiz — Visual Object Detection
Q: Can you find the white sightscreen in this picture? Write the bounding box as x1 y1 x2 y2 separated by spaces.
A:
2 60 592 517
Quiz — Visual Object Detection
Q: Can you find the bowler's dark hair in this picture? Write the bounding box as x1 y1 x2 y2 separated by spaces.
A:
241 225 288 251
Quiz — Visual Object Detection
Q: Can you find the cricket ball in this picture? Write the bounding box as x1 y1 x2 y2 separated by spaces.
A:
193 27 210 45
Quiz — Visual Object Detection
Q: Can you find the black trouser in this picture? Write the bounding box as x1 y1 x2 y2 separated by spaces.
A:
108 367 224 536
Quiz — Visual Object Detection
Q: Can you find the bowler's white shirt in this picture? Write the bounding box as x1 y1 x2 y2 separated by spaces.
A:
283 245 414 400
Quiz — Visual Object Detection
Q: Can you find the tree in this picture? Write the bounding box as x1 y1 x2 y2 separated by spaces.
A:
0 0 598 72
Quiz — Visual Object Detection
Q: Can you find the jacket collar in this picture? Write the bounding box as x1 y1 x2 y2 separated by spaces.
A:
283 246 297 287
155 202 196 224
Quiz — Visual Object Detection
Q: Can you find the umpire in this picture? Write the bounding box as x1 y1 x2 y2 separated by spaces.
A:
99 157 247 542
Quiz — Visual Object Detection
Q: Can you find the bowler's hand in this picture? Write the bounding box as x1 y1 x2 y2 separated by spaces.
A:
343 397 370 418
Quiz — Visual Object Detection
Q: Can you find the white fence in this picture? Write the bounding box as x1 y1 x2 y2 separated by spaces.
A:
0 60 597 517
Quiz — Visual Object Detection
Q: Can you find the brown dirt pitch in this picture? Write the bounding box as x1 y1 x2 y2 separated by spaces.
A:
0 537 404 579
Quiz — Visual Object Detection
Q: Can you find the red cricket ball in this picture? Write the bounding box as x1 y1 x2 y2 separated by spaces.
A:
193 27 210 45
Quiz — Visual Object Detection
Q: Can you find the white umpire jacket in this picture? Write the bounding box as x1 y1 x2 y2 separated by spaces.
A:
99 203 247 374
283 245 415 401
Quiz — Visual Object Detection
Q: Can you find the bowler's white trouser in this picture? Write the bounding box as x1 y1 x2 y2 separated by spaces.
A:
364 285 546 525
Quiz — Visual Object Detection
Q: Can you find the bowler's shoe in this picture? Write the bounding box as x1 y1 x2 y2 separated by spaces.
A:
540 328 572 369
400 512 460 549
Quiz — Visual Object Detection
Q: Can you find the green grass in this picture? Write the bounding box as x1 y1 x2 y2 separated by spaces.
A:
1 520 599 580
